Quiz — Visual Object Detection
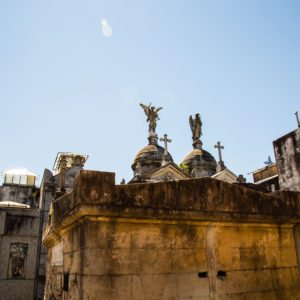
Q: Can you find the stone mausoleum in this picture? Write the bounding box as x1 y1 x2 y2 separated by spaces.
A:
0 105 299 299
41 105 300 300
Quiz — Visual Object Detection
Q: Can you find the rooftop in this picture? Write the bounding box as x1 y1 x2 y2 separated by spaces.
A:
0 201 30 208
2 168 37 177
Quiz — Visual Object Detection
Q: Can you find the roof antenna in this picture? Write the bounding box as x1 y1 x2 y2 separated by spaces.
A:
295 111 300 128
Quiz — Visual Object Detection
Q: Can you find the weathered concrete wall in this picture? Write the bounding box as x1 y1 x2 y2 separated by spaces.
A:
45 219 300 300
0 207 40 300
36 165 84 300
274 127 300 191
43 171 300 299
294 223 300 272
0 185 39 207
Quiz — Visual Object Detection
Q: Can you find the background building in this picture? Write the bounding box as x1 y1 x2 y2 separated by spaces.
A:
0 169 40 300
274 127 300 192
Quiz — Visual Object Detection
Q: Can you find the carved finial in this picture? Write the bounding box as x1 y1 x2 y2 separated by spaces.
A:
189 114 203 149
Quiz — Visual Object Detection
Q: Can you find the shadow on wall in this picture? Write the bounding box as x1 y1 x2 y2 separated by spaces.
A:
294 224 300 269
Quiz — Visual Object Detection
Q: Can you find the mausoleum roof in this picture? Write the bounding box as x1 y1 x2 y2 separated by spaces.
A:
183 148 215 162
182 148 217 177
132 144 173 170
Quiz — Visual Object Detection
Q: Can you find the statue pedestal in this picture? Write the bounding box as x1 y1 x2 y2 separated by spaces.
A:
193 139 203 150
148 131 158 145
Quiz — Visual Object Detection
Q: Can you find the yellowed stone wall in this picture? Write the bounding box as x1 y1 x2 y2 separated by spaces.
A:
215 224 299 299
43 171 300 299
45 218 300 300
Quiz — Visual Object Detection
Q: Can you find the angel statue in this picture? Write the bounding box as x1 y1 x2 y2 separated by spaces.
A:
189 113 202 141
140 103 163 132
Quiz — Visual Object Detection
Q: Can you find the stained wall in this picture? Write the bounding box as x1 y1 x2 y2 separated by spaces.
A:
43 171 300 300
0 208 40 300
274 127 300 192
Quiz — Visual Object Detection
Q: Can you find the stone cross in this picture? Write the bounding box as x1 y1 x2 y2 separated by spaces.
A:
214 141 224 163
295 111 300 128
160 134 172 157
264 155 273 166
214 141 225 172
237 174 246 183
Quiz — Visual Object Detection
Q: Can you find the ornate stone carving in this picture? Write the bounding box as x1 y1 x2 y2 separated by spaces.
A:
189 114 203 149
140 103 162 133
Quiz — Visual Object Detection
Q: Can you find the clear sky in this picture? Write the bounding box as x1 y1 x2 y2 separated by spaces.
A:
0 0 299 184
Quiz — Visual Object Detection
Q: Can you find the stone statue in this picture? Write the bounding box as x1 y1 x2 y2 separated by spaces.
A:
189 114 202 141
140 103 163 132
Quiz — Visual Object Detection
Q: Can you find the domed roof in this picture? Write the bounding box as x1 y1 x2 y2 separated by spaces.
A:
182 148 217 178
132 144 173 171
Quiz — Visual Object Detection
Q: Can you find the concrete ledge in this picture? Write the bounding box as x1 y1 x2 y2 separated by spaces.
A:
46 171 300 237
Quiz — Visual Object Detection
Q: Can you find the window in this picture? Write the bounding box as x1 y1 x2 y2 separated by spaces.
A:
4 174 36 186
20 176 27 185
5 175 13 184
27 176 35 186
7 243 28 279
12 175 21 185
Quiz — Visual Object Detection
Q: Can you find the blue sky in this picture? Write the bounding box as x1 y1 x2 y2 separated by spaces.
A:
0 0 299 184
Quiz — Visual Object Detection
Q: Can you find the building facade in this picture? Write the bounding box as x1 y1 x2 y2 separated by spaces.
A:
274 127 300 192
0 169 40 300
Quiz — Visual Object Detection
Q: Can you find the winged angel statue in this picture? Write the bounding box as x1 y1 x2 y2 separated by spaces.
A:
140 103 163 132
189 113 202 141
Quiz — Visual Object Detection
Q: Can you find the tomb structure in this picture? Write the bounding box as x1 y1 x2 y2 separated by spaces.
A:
42 106 300 299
